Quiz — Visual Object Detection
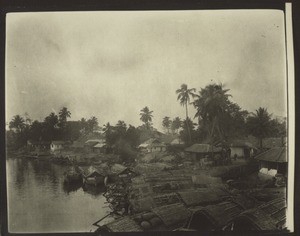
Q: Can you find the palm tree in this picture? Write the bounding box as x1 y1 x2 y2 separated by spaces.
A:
171 117 182 134
140 106 153 130
87 116 98 132
162 116 171 134
59 107 71 123
246 107 272 149
116 120 127 135
176 84 196 143
44 112 59 128
9 115 25 133
193 83 231 142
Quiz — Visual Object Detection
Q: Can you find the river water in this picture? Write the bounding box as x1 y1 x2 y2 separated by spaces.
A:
6 157 110 233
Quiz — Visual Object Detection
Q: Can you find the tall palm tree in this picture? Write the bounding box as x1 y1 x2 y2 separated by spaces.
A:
176 84 196 143
162 116 171 134
59 107 71 123
9 115 25 133
140 106 153 130
193 83 231 142
246 107 272 149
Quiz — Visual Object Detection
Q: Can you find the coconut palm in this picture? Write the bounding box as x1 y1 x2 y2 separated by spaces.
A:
176 84 196 143
246 107 272 149
162 116 171 134
9 115 26 133
140 106 153 130
59 107 71 123
193 83 231 142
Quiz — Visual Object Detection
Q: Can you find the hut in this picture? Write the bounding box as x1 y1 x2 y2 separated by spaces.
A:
50 141 66 152
93 143 106 154
27 140 51 150
255 147 287 178
79 166 107 186
232 198 286 230
230 140 256 159
95 216 143 233
110 164 138 182
181 201 245 231
84 140 100 153
185 144 222 162
138 138 167 153
151 203 191 228
177 188 229 207
95 203 191 232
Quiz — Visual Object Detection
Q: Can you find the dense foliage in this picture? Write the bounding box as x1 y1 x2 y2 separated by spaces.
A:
7 83 287 151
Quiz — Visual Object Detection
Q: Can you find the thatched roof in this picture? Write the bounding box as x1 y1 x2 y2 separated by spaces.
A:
185 144 222 153
177 189 228 206
255 147 287 163
78 166 106 177
159 134 179 144
51 140 66 145
93 143 106 148
103 216 143 232
233 198 286 230
230 140 255 148
187 201 245 230
152 203 191 227
111 163 128 175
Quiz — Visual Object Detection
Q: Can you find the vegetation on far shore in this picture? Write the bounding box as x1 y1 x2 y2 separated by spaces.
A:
7 83 286 161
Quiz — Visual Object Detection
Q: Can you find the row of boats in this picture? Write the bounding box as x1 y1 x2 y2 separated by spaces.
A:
63 164 137 187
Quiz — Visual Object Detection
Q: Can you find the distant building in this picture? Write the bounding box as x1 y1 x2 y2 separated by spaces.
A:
138 138 167 153
84 139 106 153
185 144 222 161
230 140 256 159
27 140 50 150
150 142 167 152
255 147 287 177
50 141 66 152
93 143 106 154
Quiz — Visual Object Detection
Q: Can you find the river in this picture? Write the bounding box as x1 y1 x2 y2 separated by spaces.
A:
6 157 110 233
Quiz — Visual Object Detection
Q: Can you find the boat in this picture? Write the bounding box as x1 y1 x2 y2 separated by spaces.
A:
64 167 82 184
78 166 107 186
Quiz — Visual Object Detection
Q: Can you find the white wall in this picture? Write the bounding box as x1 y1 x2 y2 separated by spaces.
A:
230 147 244 158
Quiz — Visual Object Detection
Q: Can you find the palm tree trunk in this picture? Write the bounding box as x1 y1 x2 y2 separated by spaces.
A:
185 103 192 144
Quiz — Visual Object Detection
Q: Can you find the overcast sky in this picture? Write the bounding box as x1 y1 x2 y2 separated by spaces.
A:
6 10 287 130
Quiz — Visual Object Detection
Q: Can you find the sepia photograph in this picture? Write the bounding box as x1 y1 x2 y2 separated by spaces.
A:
4 4 295 234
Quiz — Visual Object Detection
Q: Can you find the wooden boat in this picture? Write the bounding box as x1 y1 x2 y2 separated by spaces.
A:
79 166 107 186
64 170 82 183
64 166 82 184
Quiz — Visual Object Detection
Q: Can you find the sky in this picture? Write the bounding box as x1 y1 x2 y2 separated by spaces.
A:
6 10 287 130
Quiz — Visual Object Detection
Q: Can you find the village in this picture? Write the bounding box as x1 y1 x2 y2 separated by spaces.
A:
6 83 288 233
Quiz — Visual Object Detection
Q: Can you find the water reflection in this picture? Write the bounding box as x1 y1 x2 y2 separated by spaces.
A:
62 182 82 194
82 184 106 197
7 158 109 233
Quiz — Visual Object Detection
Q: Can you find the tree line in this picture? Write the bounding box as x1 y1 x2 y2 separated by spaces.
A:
7 83 286 150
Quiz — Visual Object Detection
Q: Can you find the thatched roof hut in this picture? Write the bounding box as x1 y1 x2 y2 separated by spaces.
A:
255 147 287 163
183 201 245 231
177 188 228 207
232 198 286 231
97 216 143 232
78 166 106 178
152 203 191 227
